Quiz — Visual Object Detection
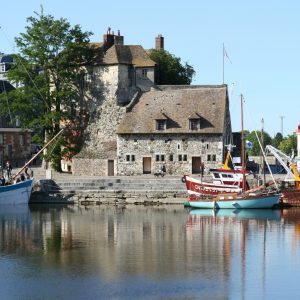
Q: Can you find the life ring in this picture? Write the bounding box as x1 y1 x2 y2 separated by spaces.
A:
181 176 186 183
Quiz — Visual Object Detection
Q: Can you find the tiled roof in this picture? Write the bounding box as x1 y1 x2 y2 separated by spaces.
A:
88 43 155 67
117 85 230 134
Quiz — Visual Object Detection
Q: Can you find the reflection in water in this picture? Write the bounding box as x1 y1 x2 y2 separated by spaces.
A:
0 204 300 299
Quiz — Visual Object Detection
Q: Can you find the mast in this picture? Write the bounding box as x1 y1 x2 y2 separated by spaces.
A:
241 94 246 191
13 128 64 180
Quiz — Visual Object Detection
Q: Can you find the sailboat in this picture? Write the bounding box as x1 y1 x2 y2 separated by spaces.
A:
0 129 64 205
188 94 281 209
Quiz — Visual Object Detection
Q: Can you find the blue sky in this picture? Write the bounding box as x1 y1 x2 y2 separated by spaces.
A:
1 0 299 137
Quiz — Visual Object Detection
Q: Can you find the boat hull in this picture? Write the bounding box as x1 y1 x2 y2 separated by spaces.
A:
188 194 280 209
0 179 33 205
184 175 242 197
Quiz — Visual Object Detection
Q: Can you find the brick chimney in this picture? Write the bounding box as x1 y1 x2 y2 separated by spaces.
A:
155 34 164 50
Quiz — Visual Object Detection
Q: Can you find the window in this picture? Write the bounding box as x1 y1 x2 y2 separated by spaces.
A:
155 154 165 162
169 154 173 161
0 134 3 144
183 154 187 161
178 154 182 161
207 154 211 161
177 143 181 150
156 120 166 131
189 119 200 130
212 154 216 161
142 69 147 78
126 154 135 162
19 135 24 146
214 173 220 178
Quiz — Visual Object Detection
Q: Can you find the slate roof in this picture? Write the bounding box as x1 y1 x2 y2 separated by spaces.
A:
0 80 15 93
89 43 155 67
117 85 230 134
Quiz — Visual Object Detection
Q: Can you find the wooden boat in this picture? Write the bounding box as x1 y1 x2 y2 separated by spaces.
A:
0 179 34 205
182 147 251 197
187 94 281 209
188 192 280 209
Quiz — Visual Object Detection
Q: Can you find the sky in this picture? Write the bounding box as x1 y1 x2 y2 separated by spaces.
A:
1 0 299 137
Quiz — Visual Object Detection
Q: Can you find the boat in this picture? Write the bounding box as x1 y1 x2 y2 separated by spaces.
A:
0 179 34 205
182 147 251 198
187 94 281 209
0 129 64 205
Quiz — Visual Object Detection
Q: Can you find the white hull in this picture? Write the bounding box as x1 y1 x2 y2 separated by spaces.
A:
0 179 33 205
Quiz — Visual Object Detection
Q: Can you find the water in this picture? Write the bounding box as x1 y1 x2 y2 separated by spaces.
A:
0 204 300 300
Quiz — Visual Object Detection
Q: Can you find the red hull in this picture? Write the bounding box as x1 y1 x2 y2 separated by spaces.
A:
183 175 242 198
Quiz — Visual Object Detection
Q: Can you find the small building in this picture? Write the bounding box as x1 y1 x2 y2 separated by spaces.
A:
116 85 232 175
0 80 31 168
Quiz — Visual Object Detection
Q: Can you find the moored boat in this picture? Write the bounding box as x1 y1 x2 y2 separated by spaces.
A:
188 192 280 209
186 94 281 209
0 179 34 205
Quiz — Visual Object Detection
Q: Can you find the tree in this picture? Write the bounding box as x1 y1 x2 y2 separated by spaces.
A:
149 49 195 85
272 132 283 149
245 130 272 156
0 8 92 170
278 134 297 156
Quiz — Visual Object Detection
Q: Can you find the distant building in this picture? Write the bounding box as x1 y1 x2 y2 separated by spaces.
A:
0 80 31 168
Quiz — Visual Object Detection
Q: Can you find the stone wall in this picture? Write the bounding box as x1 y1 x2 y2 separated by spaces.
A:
72 158 116 176
117 134 224 175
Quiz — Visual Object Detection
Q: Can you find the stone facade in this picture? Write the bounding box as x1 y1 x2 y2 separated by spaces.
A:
117 134 224 176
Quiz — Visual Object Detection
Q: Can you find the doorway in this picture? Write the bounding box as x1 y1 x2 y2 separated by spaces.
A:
192 156 201 174
108 160 114 176
143 157 151 174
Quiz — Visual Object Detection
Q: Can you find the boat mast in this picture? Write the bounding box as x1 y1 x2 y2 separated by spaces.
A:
241 94 246 191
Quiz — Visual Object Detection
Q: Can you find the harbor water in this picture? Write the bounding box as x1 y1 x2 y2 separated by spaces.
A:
0 203 300 299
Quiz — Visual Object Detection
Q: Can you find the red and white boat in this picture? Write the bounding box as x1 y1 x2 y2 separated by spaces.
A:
182 149 251 198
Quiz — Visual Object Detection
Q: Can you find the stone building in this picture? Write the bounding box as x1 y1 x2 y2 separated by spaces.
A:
0 80 31 168
117 85 232 175
72 30 232 176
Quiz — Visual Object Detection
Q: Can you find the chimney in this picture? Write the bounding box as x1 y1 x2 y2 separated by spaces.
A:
114 30 124 46
103 27 114 50
155 34 164 50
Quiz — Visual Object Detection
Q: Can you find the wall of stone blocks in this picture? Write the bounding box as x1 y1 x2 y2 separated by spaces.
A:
117 134 224 175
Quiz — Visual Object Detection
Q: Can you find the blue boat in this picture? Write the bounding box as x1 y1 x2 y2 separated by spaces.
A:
0 179 33 205
188 193 281 209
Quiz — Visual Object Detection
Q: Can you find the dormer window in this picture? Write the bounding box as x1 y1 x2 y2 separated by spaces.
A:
189 118 200 130
156 120 167 131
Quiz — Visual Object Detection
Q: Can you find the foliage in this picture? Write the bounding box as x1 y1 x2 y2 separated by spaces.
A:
149 49 195 85
278 134 297 156
245 130 272 156
272 132 284 149
0 9 92 170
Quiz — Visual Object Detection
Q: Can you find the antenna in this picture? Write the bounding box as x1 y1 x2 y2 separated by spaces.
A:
280 116 285 136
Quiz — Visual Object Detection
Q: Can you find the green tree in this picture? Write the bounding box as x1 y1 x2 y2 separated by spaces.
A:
245 130 272 156
0 9 92 170
149 49 195 85
278 134 297 155
272 132 283 149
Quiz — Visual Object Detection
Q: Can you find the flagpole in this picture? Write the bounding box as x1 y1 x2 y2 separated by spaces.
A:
222 43 224 84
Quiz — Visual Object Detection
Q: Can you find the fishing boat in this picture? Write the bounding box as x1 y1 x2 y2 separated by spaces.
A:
0 129 64 205
187 94 281 209
182 146 251 198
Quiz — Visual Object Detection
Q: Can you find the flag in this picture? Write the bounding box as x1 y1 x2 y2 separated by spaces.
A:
245 140 253 149
223 45 232 64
